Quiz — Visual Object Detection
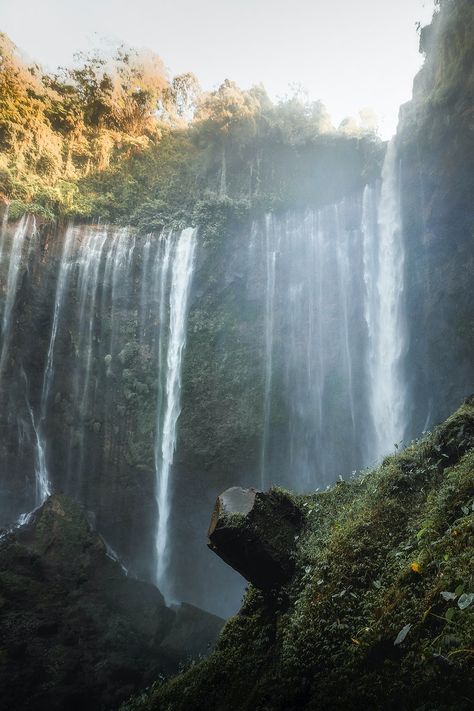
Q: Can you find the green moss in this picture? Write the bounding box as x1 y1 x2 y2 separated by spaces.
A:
122 398 474 711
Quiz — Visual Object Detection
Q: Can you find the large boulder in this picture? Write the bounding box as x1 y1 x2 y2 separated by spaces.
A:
208 487 303 590
0 494 223 711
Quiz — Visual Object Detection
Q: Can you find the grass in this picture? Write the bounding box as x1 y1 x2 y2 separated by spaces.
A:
121 397 474 711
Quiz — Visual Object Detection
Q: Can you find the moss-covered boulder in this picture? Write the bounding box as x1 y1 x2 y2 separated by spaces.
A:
208 487 303 589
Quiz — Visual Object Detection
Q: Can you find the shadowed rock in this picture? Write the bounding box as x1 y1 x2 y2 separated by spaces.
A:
208 487 303 590
0 494 223 711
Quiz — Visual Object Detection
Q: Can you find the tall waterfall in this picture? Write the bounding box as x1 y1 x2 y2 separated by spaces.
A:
364 140 407 459
155 228 196 601
260 215 278 489
0 215 30 382
0 160 405 611
0 206 9 263
259 153 406 489
0 221 196 597
259 202 364 489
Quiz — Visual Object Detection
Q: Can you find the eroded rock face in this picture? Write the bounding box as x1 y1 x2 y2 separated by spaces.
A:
208 487 303 590
0 494 223 711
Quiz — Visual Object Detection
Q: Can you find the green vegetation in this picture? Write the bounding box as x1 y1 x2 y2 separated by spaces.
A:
122 397 474 710
417 0 474 107
0 33 382 226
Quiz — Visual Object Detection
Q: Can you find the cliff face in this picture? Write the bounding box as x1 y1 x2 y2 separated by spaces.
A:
0 138 383 617
398 0 474 434
0 2 473 626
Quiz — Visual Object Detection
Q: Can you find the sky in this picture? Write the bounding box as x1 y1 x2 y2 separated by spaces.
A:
1 0 436 138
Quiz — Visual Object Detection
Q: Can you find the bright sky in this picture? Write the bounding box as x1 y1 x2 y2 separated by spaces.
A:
1 0 435 138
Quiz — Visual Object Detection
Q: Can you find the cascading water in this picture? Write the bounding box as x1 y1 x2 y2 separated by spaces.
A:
41 225 75 413
0 221 196 597
363 139 407 460
260 214 278 489
258 152 407 490
67 227 109 490
0 206 9 263
0 215 30 383
0 155 405 612
21 368 50 507
154 227 196 602
259 200 366 489
32 224 76 502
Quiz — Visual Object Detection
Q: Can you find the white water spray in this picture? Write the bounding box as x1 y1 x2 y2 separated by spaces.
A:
260 214 278 489
0 216 30 382
21 368 51 506
364 139 407 459
155 227 196 601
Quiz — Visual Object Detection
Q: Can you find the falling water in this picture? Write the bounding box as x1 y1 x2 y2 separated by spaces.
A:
66 227 109 489
41 226 75 408
0 215 30 383
21 368 51 506
0 172 406 608
259 201 364 489
364 139 406 459
0 206 9 263
334 204 356 433
258 157 406 489
260 214 278 489
155 227 196 601
13 222 197 588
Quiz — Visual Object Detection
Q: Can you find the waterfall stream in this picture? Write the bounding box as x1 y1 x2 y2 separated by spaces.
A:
0 155 405 607
0 215 30 383
155 228 196 601
366 139 407 459
0 222 197 599
259 152 406 489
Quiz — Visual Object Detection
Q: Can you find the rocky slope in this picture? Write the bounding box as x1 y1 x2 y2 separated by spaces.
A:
123 396 474 711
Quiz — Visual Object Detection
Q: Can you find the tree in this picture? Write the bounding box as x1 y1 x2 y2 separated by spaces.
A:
159 72 201 124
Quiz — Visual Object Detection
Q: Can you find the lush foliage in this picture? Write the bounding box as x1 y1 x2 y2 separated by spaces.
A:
417 0 474 106
0 33 381 225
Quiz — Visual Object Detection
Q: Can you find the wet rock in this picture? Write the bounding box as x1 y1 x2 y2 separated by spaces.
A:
0 494 220 711
208 487 303 590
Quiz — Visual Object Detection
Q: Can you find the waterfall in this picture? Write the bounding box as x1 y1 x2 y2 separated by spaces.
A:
155 227 196 601
41 225 75 409
66 227 109 489
260 214 278 489
0 222 196 590
258 156 406 489
0 206 9 264
334 203 356 434
258 201 364 489
364 139 406 460
0 215 30 383
0 173 406 610
21 368 51 506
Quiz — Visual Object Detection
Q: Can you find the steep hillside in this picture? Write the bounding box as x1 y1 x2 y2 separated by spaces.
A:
398 0 474 434
124 396 474 711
